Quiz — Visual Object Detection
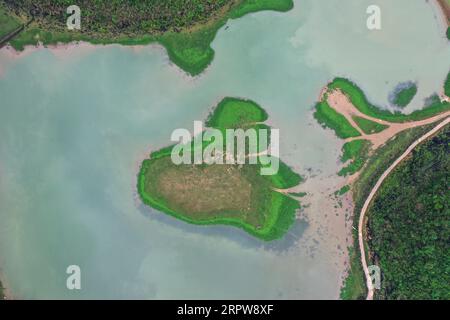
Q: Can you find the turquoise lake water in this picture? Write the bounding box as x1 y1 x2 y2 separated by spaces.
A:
0 0 449 299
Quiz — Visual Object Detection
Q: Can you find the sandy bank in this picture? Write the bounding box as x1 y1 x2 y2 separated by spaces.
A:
436 0 450 25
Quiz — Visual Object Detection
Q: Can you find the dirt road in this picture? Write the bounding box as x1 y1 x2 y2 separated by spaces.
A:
357 116 450 300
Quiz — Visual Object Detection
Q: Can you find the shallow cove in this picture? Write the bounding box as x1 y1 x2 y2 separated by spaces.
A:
0 0 449 299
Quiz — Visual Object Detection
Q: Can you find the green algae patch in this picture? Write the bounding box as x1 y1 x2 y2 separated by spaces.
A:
338 140 372 176
289 192 307 197
230 0 294 19
391 83 417 108
313 100 361 139
138 97 302 241
328 78 449 122
445 71 450 97
352 116 388 134
336 185 350 196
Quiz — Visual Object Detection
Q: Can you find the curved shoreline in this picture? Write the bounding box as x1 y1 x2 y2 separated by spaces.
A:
1 0 293 76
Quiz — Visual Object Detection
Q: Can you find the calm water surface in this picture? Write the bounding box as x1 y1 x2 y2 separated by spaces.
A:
0 0 448 298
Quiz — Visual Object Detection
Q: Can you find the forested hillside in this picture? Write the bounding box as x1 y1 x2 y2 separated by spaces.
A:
367 125 449 299
3 0 232 34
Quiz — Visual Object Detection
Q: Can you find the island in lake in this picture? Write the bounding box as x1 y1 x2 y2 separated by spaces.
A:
138 98 302 241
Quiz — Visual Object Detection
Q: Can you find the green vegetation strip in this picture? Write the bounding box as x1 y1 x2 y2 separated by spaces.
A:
328 78 450 122
338 140 372 176
289 191 307 197
313 100 361 139
340 247 366 300
367 126 449 299
4 0 293 75
138 97 302 241
352 116 388 134
336 185 350 196
445 71 450 97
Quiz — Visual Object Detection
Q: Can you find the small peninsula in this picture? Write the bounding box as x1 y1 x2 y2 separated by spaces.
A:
138 98 302 241
313 73 450 299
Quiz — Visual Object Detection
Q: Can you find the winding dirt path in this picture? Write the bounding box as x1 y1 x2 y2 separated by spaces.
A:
326 90 450 186
327 90 450 150
357 116 449 300
321 85 450 300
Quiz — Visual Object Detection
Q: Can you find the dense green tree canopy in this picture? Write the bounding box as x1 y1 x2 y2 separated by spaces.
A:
368 126 450 299
4 0 232 34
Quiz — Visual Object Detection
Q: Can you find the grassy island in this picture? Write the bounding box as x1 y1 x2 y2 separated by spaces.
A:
138 97 302 241
391 82 417 108
1 0 293 75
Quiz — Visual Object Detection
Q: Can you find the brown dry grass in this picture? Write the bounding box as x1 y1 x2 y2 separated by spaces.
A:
147 157 267 227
